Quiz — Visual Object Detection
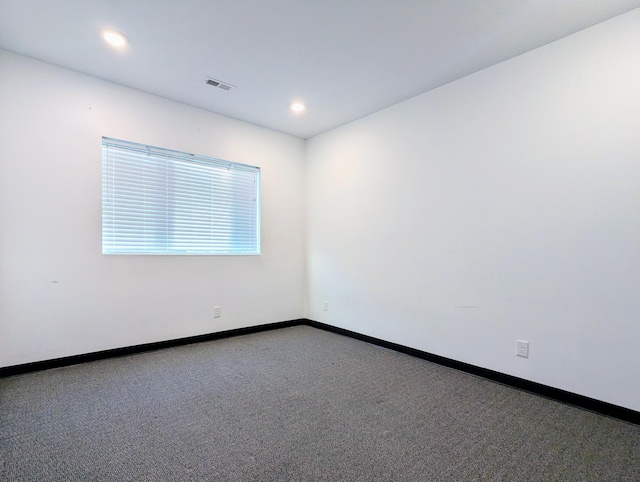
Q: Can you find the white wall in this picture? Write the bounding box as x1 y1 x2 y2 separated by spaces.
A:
0 50 306 367
306 10 640 411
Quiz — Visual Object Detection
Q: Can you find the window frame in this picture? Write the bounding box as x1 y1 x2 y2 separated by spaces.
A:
101 137 261 256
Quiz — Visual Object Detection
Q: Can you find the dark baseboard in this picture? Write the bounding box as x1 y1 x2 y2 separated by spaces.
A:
305 319 640 426
2 317 637 425
0 319 306 378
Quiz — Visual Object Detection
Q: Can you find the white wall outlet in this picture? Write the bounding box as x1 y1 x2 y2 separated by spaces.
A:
322 300 329 311
516 340 529 358
214 306 221 318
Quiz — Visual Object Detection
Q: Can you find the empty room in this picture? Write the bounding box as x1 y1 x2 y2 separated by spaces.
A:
1 1 639 480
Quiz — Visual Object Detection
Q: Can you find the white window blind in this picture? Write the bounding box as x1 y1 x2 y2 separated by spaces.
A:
102 137 260 255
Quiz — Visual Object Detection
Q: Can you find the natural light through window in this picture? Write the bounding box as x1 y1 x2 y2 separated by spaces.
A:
102 137 260 255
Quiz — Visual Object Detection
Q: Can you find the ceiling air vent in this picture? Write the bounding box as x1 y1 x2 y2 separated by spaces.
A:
204 77 235 91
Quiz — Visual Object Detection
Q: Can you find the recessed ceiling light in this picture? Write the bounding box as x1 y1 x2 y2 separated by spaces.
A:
101 29 128 48
290 102 306 113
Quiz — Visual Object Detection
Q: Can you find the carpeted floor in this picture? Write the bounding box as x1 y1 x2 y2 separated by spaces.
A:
1 325 639 481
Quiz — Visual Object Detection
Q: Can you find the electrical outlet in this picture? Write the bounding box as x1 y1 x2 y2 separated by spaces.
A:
214 306 221 318
322 300 329 311
516 340 529 358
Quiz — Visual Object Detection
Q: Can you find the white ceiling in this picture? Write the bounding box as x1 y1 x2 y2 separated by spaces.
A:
1 1 639 139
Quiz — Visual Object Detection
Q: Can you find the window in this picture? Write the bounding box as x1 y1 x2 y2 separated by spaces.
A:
102 137 260 255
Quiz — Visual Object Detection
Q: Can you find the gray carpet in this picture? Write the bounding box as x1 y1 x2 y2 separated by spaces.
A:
1 325 639 481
